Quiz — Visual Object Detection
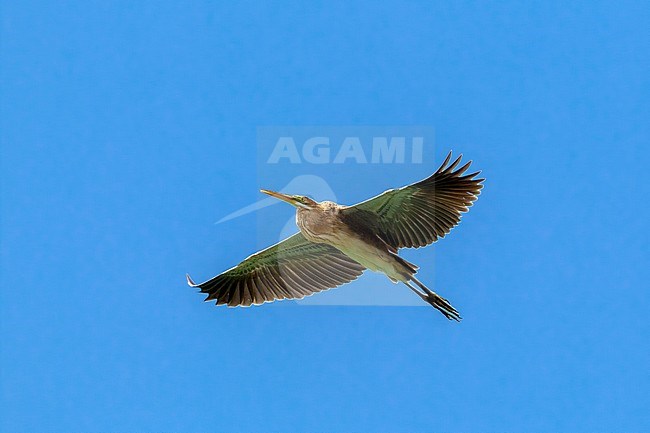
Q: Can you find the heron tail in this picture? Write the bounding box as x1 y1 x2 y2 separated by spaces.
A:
391 253 419 275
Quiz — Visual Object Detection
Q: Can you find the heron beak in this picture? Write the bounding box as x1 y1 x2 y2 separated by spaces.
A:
260 189 299 207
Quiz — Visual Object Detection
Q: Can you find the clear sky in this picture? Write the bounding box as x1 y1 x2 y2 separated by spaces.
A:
2 1 649 432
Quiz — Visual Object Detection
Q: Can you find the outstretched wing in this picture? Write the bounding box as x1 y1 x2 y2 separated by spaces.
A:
187 233 365 307
341 151 484 249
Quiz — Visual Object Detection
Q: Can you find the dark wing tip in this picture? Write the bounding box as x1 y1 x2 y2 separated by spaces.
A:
437 151 453 172
435 151 467 175
186 273 198 287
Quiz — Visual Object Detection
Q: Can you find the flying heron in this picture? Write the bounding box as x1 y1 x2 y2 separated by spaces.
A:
187 151 484 320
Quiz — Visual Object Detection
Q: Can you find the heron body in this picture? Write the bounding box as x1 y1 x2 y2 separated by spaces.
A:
296 201 409 282
187 151 484 321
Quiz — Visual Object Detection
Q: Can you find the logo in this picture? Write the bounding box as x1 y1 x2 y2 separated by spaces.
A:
267 136 424 164
218 126 437 306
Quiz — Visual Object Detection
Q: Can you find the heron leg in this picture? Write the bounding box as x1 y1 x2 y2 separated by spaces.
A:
403 281 428 300
410 276 434 296
404 279 461 321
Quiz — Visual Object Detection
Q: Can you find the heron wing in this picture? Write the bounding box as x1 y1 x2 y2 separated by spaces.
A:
187 233 365 306
341 151 484 249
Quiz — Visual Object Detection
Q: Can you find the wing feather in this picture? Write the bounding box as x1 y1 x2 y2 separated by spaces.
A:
187 232 365 306
341 151 484 249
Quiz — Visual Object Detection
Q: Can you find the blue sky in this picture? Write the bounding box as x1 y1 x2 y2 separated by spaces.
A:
1 1 649 432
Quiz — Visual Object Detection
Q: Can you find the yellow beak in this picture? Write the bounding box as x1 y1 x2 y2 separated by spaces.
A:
260 189 299 206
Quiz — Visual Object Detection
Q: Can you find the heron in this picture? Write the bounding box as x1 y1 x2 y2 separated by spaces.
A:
187 151 484 321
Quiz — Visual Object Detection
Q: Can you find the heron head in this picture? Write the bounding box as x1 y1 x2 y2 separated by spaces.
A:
260 189 318 209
